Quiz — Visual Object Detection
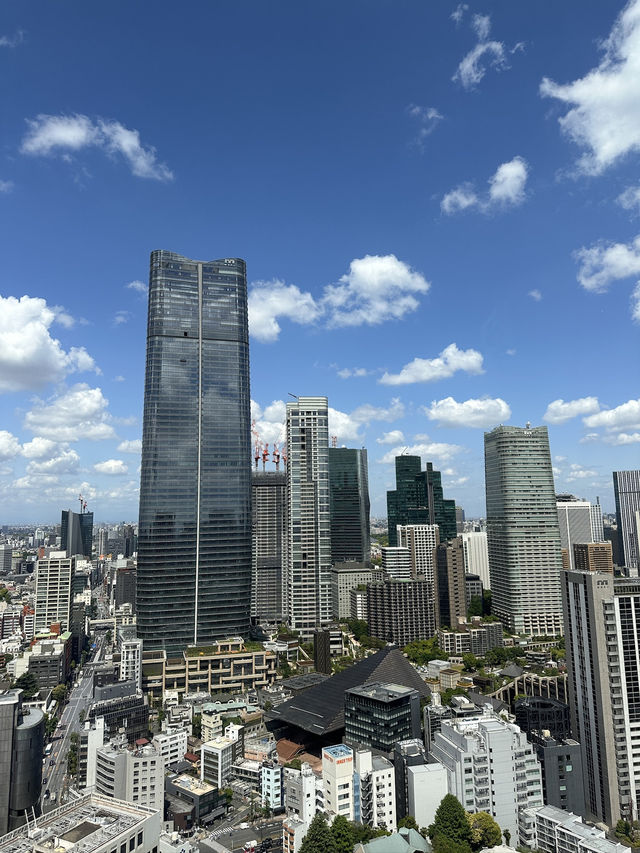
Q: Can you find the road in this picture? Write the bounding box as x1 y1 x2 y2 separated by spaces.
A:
205 818 284 853
41 634 105 811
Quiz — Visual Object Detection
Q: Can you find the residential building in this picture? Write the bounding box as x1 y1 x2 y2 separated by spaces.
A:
613 470 640 572
397 525 439 614
323 744 355 820
61 509 93 559
261 760 284 811
529 731 585 816
329 447 371 563
573 541 614 573
200 724 243 788
78 717 106 789
350 586 367 621
485 425 563 636
430 710 543 842
0 794 162 853
251 470 286 622
393 739 428 820
355 749 396 831
462 531 490 589
119 635 143 688
519 804 625 853
407 763 448 831
424 695 453 750
331 562 372 620
556 496 605 570
95 741 164 810
381 546 412 580
285 396 331 637
0 689 44 834
283 761 318 826
151 730 187 766
34 553 74 633
465 574 483 609
137 251 251 654
561 569 640 825
438 618 503 657
367 578 435 646
387 457 456 547
435 536 467 628
344 682 420 752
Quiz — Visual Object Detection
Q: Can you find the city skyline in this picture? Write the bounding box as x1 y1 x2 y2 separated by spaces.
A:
1 2 639 522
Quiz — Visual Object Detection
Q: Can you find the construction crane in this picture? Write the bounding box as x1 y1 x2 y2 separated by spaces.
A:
262 442 270 471
251 420 262 470
272 443 281 471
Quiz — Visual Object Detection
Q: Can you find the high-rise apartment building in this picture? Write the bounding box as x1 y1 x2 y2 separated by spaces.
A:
613 471 640 572
34 553 74 633
381 546 411 580
556 495 604 571
137 252 251 653
485 425 563 636
435 536 467 629
285 396 331 637
397 524 439 580
461 531 490 589
387 457 456 546
367 578 435 645
61 509 93 558
561 570 640 826
573 542 613 573
251 470 286 622
329 447 371 563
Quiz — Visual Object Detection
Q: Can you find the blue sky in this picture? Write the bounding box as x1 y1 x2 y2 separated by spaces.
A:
1 1 639 522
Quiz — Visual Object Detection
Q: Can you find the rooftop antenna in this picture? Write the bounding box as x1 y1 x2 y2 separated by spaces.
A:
331 435 337 448
287 392 298 399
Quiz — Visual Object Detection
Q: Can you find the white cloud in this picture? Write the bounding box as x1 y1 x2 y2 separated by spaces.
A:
24 383 117 442
248 280 322 343
380 343 484 385
0 179 13 193
251 399 287 446
424 396 511 428
566 463 598 482
27 448 80 476
452 13 519 90
249 255 430 342
330 399 405 442
0 431 21 460
632 282 640 322
540 0 640 174
406 104 444 148
117 439 142 453
583 398 640 432
472 13 491 42
529 289 543 301
543 397 600 424
580 433 600 443
21 114 173 181
379 440 464 465
442 157 529 215
94 459 128 475
0 295 98 392
127 280 148 295
337 367 370 379
618 185 640 213
114 375 126 382
451 3 468 25
113 310 131 326
21 437 59 459
506 348 516 356
574 234 640 293
0 30 24 48
377 430 405 445
603 431 640 445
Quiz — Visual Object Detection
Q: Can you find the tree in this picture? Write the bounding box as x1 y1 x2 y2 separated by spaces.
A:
482 589 492 616
503 828 511 847
0 586 11 603
462 653 479 672
398 816 420 832
192 713 202 738
403 637 446 666
330 814 354 853
467 595 483 618
52 684 68 703
349 823 389 843
431 834 472 853
300 813 338 853
428 794 472 847
467 812 502 851
14 671 39 699
285 758 302 770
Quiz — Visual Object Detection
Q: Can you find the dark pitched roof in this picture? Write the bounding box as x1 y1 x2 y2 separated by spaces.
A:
271 646 430 736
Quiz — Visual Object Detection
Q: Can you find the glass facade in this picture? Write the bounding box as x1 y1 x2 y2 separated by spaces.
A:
328 447 371 563
61 510 93 559
386 456 456 546
137 251 251 653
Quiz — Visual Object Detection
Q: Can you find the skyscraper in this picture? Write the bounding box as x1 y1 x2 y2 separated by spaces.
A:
137 251 251 653
328 447 371 563
61 509 93 559
613 470 640 573
386 457 456 546
251 470 287 622
556 495 604 570
484 425 563 636
285 396 331 637
34 554 74 633
0 689 44 834
435 536 467 629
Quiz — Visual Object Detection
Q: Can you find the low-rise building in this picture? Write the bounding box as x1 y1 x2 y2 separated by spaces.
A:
407 763 448 831
355 749 396 832
200 724 243 788
164 773 226 831
95 740 164 810
519 804 625 852
151 730 187 767
438 618 503 658
261 760 284 811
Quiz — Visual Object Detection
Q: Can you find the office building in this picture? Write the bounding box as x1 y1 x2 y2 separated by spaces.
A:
613 470 640 572
313 628 332 675
604 523 623 567
407 763 448 831
164 773 226 831
519 804 626 853
344 682 420 752
455 505 465 533
393 739 428 821
350 586 367 620
461 531 490 589
61 508 93 558
261 760 284 811
119 635 143 688
0 545 12 574
397 524 439 582
0 794 162 853
430 710 543 843
465 573 483 609
355 749 397 831
562 569 640 826
34 553 74 633
285 396 331 637
0 690 44 834
387 457 456 547
329 447 371 563
283 761 318 827
323 744 355 820
330 562 372 620
514 696 571 741
251 470 286 622
556 496 605 570
137 251 251 654
151 730 187 766
78 717 106 789
485 425 563 636
573 541 613 573
530 731 585 816
88 682 149 744
115 567 137 610
423 694 453 750
435 536 467 629
381 546 411 580
200 724 243 788
367 578 435 645
95 741 164 810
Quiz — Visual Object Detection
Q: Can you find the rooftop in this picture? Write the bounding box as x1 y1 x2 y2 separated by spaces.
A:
347 682 417 702
324 744 353 759
169 773 217 795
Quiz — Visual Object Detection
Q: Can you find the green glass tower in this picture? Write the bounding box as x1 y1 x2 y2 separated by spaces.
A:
328 447 371 563
386 456 456 546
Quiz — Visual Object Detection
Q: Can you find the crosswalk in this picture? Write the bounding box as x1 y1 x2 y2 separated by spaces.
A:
208 827 232 840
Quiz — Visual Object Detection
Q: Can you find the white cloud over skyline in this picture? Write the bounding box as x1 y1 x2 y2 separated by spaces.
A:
380 343 484 385
424 396 511 428
543 397 600 424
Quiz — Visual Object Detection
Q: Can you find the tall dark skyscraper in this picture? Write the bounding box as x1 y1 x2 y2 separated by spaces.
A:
386 456 456 546
328 447 371 563
137 251 252 653
251 470 286 622
613 470 640 573
61 509 93 558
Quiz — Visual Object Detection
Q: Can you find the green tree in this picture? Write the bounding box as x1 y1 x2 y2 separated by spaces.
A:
52 684 68 703
403 637 446 666
222 787 233 805
14 671 39 699
0 586 11 603
428 794 472 847
398 816 420 832
349 823 389 843
330 814 354 853
462 653 479 672
467 595 483 618
300 813 337 853
431 834 472 853
482 589 492 616
192 713 202 738
467 812 502 851
43 712 58 737
285 758 302 770
503 828 511 847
